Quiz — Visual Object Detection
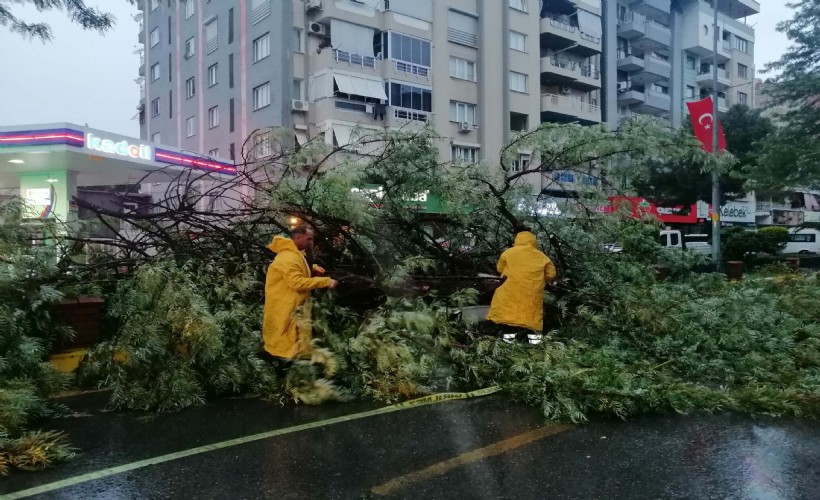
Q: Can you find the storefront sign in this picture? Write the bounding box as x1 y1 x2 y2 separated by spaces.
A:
86 133 151 160
607 197 700 224
720 201 755 224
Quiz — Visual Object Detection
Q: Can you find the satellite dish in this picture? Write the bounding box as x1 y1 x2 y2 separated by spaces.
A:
132 13 143 22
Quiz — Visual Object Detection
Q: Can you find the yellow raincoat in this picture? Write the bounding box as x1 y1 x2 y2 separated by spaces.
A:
262 236 332 359
486 231 557 332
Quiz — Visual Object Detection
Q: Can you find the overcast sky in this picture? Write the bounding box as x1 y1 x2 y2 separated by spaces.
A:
0 1 796 138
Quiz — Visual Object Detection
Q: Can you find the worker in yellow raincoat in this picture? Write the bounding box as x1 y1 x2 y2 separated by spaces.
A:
486 230 557 344
263 226 338 360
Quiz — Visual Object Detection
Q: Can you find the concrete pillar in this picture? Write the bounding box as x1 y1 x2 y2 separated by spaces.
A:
601 0 618 130
670 9 684 128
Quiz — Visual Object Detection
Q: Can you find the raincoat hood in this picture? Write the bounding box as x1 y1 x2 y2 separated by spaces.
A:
514 231 537 248
269 235 299 254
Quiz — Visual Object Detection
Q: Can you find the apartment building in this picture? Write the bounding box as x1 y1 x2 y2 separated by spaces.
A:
607 0 759 128
137 0 612 195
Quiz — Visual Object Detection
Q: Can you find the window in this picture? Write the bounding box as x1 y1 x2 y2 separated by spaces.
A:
185 0 195 19
389 32 432 67
449 57 476 81
169 89 173 117
509 71 528 93
228 8 234 44
208 148 219 157
734 36 749 53
168 16 172 44
253 33 270 62
294 29 303 53
150 28 160 47
737 63 748 79
208 64 218 87
448 10 478 47
652 83 669 94
790 234 817 243
452 146 479 163
389 82 433 112
208 106 219 128
150 0 159 11
552 172 575 182
581 175 599 187
686 85 696 99
723 29 732 42
254 133 272 158
151 132 161 143
510 112 528 132
509 30 527 52
737 91 748 106
205 19 218 54
150 63 160 82
293 79 303 100
509 0 527 12
228 53 234 88
511 154 531 173
253 82 271 110
450 101 477 125
185 36 195 58
229 143 236 160
150 98 160 117
186 77 196 98
168 53 172 81
229 98 235 132
186 116 196 137
686 55 696 70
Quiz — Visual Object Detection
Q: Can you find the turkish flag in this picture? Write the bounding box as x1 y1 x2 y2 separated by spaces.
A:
686 97 726 152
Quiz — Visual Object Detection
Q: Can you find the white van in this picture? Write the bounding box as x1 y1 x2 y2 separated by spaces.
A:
783 228 820 254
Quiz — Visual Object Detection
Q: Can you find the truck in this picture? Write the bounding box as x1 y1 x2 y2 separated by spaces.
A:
606 230 711 255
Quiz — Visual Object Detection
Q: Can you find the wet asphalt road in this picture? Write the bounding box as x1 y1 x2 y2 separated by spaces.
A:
1 392 818 500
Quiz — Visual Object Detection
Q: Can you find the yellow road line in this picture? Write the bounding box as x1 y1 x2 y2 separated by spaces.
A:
371 424 572 496
1 387 500 500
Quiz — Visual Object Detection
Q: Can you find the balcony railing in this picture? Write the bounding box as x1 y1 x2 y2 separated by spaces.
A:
581 65 601 80
542 93 601 114
543 14 601 45
393 108 429 123
550 56 577 70
334 49 376 69
394 60 430 79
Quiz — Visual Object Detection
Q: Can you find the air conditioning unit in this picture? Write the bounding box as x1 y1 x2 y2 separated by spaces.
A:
305 0 322 11
291 99 309 112
364 104 375 114
308 22 328 36
617 81 630 93
559 84 572 94
458 121 472 133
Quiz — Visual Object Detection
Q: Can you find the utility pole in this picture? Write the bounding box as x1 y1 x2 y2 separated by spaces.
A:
711 0 722 269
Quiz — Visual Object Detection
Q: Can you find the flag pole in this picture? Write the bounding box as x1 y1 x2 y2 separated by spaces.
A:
711 0 722 269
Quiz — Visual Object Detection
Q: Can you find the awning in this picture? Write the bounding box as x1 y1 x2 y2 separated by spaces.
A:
295 130 308 146
333 124 354 148
330 19 375 57
577 9 602 38
333 74 388 101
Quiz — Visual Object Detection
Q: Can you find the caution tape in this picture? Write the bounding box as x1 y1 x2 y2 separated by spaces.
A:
1 386 500 500
389 386 502 409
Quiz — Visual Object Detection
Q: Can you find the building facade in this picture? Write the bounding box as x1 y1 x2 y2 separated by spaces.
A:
606 0 759 128
136 0 757 196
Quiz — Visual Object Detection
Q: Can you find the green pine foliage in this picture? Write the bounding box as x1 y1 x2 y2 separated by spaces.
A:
79 261 279 411
0 200 74 475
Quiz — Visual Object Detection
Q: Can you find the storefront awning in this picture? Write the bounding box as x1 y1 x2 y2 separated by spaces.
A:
333 74 388 101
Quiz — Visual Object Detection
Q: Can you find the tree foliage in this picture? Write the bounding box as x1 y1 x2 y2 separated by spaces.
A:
0 0 125 41
754 0 820 189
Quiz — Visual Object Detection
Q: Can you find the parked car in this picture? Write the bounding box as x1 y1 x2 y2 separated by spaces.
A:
782 228 820 254
683 233 712 256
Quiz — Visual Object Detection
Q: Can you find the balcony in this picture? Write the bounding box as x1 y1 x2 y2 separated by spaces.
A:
540 57 601 90
696 67 731 89
639 89 671 115
392 60 431 84
618 11 646 39
643 20 671 49
643 54 671 81
617 51 645 72
723 0 761 19
630 0 671 20
617 88 645 105
540 15 602 57
540 93 601 124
